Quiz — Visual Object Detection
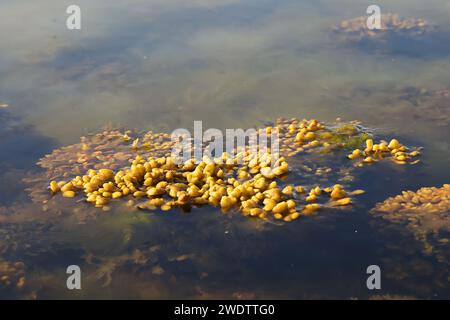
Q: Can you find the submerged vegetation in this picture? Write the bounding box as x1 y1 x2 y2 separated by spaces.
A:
0 260 26 290
339 86 450 129
0 259 34 299
372 185 450 264
373 184 450 216
397 88 450 127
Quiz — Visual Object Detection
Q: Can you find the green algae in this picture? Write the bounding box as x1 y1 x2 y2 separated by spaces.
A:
317 125 371 150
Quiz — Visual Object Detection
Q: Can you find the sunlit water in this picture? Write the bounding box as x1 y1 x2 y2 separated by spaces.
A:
1 0 450 299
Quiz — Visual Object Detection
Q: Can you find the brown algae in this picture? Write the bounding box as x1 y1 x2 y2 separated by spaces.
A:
330 13 448 57
332 13 433 41
42 118 421 222
372 184 450 261
373 184 450 216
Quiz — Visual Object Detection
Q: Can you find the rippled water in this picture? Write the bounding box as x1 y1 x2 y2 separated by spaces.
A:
1 0 450 299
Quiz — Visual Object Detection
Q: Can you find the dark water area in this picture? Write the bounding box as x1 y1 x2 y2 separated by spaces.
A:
1 0 450 299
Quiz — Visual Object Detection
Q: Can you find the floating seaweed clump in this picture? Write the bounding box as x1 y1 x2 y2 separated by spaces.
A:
332 13 432 40
38 118 420 222
38 130 175 180
372 184 450 263
23 129 176 219
331 14 450 57
346 138 420 166
373 185 450 216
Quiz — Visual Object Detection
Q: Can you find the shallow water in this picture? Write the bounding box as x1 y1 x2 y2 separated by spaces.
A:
1 0 450 299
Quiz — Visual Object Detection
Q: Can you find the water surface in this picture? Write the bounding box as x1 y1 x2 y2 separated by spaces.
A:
1 0 450 299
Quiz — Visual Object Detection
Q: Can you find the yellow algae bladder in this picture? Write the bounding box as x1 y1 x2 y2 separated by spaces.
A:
334 198 352 206
62 190 76 198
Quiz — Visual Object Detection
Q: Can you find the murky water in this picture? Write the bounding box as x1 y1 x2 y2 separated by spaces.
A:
1 0 450 299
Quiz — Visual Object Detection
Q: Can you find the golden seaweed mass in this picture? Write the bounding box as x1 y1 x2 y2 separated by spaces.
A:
347 138 420 166
43 118 421 222
49 153 352 222
372 185 450 260
332 13 432 40
373 185 450 216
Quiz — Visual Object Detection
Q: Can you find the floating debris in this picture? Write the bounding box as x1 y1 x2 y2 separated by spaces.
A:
335 86 450 132
40 118 420 222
